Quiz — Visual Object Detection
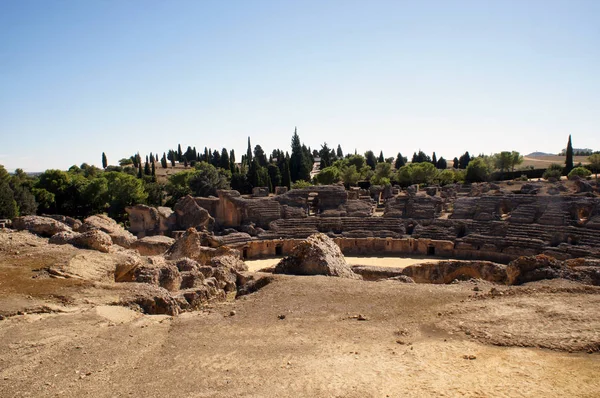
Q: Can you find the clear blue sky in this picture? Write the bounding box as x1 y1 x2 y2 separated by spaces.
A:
1 0 598 172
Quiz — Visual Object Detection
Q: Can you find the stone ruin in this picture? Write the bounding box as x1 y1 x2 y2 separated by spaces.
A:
125 181 600 263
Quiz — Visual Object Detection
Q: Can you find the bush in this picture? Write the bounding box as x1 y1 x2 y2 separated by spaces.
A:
543 164 563 180
465 158 490 183
291 180 313 189
568 167 591 180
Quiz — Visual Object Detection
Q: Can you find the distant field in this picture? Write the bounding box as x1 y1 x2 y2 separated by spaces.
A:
520 155 589 169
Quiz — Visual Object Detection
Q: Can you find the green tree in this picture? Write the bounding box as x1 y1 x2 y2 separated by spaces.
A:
336 145 343 158
432 152 437 166
0 177 18 219
281 155 292 189
161 153 168 168
511 151 523 172
453 157 459 169
436 157 447 170
315 166 340 185
565 134 574 174
543 164 564 180
290 128 310 181
102 152 108 169
378 151 384 163
254 145 267 167
493 151 513 173
246 137 253 165
588 154 600 184
394 153 406 169
465 157 490 182
144 161 151 176
105 172 147 220
177 144 183 161
267 164 282 189
458 152 471 169
371 162 393 186
220 148 230 170
365 150 377 170
340 165 360 186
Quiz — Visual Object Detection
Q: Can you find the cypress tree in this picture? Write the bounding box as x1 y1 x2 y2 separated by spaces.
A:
378 151 384 163
432 152 437 166
144 161 151 176
246 137 253 165
230 149 236 173
102 152 107 169
282 153 292 189
220 148 230 170
565 134 574 173
453 157 459 169
138 162 143 178
394 153 406 169
290 127 303 181
336 145 343 158
161 153 167 168
177 144 182 161
151 161 156 181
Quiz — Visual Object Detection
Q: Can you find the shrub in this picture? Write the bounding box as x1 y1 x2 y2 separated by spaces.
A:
568 167 591 180
291 180 313 189
465 158 490 183
543 164 563 180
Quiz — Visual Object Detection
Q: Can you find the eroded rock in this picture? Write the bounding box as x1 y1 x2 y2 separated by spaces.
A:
12 216 72 237
274 233 360 279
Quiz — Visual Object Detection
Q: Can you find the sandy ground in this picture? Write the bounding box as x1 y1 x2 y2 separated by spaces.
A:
1 230 600 397
245 256 440 272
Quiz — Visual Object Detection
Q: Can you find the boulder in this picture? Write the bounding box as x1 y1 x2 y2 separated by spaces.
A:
174 195 214 231
49 230 79 245
133 258 182 292
70 230 113 253
575 179 594 193
166 228 241 265
126 204 176 238
12 215 72 237
131 235 175 256
80 215 136 248
274 233 359 279
43 214 82 231
402 261 508 284
506 255 569 285
519 183 541 195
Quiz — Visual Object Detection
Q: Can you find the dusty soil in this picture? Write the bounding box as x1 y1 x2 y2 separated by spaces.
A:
1 230 600 397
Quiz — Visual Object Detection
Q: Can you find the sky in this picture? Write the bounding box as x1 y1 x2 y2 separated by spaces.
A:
1 0 599 172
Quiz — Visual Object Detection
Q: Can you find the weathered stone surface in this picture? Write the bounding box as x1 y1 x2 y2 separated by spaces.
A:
48 230 79 245
274 233 359 279
133 257 182 292
174 195 215 231
70 230 113 253
12 215 72 237
126 204 176 237
351 266 404 281
80 215 136 248
131 235 175 256
165 228 242 265
44 214 82 231
236 272 274 296
120 283 181 315
507 255 571 285
402 261 508 284
576 179 594 193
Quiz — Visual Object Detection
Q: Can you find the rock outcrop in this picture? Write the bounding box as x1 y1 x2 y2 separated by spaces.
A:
70 230 113 253
12 215 72 237
173 195 215 231
80 215 136 248
131 235 175 256
274 233 359 279
402 260 508 284
126 204 176 237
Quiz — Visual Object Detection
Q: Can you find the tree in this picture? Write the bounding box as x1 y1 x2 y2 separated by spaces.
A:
453 157 459 169
437 157 447 170
151 161 156 181
565 135 574 174
568 167 591 180
336 145 343 158
144 161 151 176
220 148 230 170
458 151 471 169
378 151 384 163
0 180 17 218
465 157 490 182
161 153 168 168
104 172 147 220
340 165 360 186
281 154 292 189
319 142 332 169
315 166 340 185
267 164 282 189
246 137 253 165
510 151 523 172
177 144 183 161
119 158 133 167
365 151 377 170
394 153 406 169
411 150 431 164
254 145 267 167
432 152 437 166
290 128 310 181
371 162 393 186
229 149 236 173
395 162 437 186
588 154 600 184
102 152 108 169
493 151 513 173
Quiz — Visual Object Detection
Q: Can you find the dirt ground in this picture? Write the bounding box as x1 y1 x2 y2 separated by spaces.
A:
1 230 599 397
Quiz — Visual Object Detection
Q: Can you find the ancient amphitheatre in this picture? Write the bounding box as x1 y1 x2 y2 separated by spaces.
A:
1 168 600 397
